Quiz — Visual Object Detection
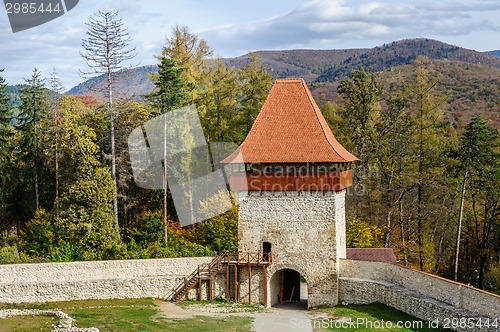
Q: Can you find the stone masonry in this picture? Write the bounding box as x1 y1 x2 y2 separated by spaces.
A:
237 189 346 308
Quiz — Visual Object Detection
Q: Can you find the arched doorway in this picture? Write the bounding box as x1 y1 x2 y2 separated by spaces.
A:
270 268 308 308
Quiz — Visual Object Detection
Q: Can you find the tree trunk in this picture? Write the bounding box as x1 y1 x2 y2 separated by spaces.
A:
163 112 168 245
108 69 119 229
399 197 408 265
478 254 488 289
454 165 468 281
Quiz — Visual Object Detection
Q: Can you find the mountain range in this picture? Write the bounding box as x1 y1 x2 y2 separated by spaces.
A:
7 38 500 128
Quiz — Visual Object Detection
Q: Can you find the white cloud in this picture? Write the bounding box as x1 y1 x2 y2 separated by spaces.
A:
200 0 500 55
0 0 499 89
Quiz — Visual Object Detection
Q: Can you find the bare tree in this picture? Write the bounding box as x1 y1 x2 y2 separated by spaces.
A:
80 10 137 229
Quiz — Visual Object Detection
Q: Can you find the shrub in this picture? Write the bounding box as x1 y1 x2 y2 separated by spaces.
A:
20 209 55 257
346 217 381 248
0 244 21 263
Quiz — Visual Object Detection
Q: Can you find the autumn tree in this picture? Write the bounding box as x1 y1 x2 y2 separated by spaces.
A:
237 53 273 142
405 57 451 271
197 58 240 142
80 10 137 229
53 97 123 260
159 25 212 102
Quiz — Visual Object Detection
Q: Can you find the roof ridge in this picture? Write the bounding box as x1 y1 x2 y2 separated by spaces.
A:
300 80 345 162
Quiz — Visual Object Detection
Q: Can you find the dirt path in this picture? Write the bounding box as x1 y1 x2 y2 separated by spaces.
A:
252 303 313 332
154 300 329 332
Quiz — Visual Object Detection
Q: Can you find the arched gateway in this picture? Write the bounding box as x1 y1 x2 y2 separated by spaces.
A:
222 78 357 308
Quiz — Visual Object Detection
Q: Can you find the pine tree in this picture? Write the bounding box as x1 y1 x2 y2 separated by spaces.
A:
0 69 10 126
18 68 49 212
147 57 188 112
0 69 14 230
456 116 500 288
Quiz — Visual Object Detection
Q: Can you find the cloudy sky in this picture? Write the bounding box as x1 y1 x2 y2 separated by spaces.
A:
1 0 499 90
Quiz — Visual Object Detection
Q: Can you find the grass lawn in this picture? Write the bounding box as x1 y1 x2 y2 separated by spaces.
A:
0 299 253 332
0 299 451 331
314 303 451 331
1 314 57 332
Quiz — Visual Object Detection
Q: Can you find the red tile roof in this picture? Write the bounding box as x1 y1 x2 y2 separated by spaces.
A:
223 78 357 163
346 248 397 264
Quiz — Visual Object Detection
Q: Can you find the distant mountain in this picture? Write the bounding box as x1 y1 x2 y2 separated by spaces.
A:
486 50 500 57
5 84 24 108
44 38 499 130
225 48 367 82
378 60 500 128
67 65 157 100
316 38 500 82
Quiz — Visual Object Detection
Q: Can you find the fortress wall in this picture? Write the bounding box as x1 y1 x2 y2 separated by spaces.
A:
339 259 500 322
0 257 227 303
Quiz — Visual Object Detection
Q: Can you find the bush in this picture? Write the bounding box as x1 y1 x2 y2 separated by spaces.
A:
47 242 83 262
346 217 381 248
194 206 238 252
20 209 55 257
0 244 21 263
485 263 500 294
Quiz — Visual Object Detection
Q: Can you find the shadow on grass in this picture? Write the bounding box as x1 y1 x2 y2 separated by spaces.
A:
314 303 451 331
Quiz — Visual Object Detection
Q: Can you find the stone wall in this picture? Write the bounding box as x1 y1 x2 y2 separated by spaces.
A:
238 190 346 308
339 259 500 331
0 257 223 303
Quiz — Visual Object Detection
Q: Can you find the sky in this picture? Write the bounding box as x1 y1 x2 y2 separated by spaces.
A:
0 0 499 90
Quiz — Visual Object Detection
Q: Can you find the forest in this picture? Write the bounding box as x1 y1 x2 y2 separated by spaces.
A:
0 12 498 295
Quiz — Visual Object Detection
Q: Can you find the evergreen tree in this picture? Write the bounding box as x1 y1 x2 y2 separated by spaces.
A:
456 116 500 288
0 69 14 230
146 56 190 244
147 57 188 112
337 69 381 158
17 68 50 214
0 69 10 126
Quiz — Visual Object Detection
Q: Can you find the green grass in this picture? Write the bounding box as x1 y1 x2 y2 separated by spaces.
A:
1 314 57 332
0 299 253 332
0 299 451 332
313 303 451 331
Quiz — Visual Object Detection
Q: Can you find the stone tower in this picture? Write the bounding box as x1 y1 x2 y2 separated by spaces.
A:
223 78 357 308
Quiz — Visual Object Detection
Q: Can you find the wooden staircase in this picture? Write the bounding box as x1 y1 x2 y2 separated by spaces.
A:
172 251 272 303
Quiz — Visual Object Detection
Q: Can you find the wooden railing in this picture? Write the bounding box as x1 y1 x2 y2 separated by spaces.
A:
171 251 272 303
229 170 353 192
